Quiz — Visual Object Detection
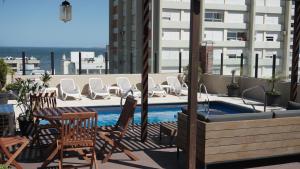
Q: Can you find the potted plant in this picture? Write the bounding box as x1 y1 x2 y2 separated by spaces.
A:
16 79 41 136
182 64 202 86
265 76 281 106
0 59 9 104
0 165 9 169
40 72 52 88
227 70 240 97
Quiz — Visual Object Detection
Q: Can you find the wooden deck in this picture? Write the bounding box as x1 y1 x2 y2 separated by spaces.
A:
12 122 300 169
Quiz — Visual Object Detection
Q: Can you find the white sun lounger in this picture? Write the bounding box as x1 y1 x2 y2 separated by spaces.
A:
166 76 188 96
116 77 141 98
89 78 110 100
148 77 166 97
60 79 82 100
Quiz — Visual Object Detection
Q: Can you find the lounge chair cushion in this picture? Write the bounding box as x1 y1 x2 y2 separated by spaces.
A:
181 107 272 122
205 112 273 122
286 101 300 110
273 110 300 118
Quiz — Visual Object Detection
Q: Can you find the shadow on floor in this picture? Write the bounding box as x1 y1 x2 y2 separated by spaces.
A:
207 154 300 169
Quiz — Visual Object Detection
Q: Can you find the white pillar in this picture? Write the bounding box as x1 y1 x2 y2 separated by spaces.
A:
283 0 292 79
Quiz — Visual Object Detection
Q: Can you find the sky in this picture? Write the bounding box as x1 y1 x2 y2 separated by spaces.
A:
0 0 109 48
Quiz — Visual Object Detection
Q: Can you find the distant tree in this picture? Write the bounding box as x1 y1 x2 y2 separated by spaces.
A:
0 59 9 91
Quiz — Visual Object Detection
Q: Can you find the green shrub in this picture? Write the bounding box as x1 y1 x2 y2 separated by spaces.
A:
5 80 22 92
0 164 9 169
0 59 9 91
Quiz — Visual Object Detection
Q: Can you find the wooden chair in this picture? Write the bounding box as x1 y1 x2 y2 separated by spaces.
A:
0 136 29 169
30 92 58 145
99 95 139 163
42 112 99 169
0 107 29 169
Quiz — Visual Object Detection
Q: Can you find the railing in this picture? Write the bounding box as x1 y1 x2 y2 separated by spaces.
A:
199 83 210 119
242 85 266 112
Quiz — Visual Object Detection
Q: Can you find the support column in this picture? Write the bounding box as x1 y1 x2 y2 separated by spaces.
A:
248 0 256 77
141 0 150 142
283 1 292 79
290 1 300 101
187 0 201 168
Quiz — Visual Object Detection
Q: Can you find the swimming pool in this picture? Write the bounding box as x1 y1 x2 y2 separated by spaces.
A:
91 101 255 126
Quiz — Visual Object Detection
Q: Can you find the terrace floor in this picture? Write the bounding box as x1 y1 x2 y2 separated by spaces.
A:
8 93 296 168
16 122 300 169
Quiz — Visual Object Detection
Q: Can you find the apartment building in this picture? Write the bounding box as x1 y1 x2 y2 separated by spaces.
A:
109 0 293 78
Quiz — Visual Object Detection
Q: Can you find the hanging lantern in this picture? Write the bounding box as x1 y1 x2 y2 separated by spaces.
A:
60 0 72 23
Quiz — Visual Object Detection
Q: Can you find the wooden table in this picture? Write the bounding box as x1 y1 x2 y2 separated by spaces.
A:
159 123 177 146
33 107 95 120
33 107 96 168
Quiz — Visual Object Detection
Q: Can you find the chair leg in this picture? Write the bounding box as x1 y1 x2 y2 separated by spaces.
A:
102 146 115 163
1 146 23 169
41 143 59 168
59 148 63 169
93 150 99 169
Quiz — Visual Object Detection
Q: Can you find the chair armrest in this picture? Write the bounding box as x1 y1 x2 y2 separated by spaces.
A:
182 83 188 88
76 85 81 94
131 84 138 90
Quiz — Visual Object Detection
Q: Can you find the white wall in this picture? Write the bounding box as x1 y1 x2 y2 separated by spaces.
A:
256 32 264 42
255 15 264 24
205 0 224 4
181 30 190 40
204 30 223 41
162 9 180 21
265 15 280 25
226 12 244 23
266 0 281 7
225 0 245 5
162 29 180 40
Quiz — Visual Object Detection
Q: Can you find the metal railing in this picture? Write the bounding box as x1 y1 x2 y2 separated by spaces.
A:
199 83 210 118
241 85 266 112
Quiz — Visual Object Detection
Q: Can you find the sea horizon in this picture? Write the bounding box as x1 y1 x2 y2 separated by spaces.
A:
0 46 106 75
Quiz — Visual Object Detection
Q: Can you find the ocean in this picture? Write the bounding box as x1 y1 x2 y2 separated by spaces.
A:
0 47 105 75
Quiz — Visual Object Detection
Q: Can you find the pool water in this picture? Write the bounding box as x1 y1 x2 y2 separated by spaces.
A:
92 101 255 126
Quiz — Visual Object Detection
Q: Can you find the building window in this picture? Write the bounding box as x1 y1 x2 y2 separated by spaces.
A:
205 12 223 22
228 54 241 59
227 32 247 41
266 36 274 41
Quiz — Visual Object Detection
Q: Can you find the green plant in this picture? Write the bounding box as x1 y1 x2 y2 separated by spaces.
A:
5 79 22 92
227 70 240 89
0 164 9 169
16 78 42 120
40 72 52 87
0 59 9 91
266 76 281 96
182 64 202 84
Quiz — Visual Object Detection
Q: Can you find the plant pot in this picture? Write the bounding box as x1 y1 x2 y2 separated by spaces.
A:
227 87 240 97
18 116 34 136
266 94 281 106
0 92 8 104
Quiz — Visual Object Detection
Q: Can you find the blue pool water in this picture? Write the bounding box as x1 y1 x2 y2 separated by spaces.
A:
91 101 255 126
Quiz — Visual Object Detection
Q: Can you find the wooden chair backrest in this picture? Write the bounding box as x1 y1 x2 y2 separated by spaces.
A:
30 92 57 113
60 112 98 147
115 96 137 137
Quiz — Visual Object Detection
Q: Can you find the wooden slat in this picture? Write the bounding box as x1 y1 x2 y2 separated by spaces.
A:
206 124 300 139
205 116 300 131
206 131 300 147
206 138 300 155
205 146 300 163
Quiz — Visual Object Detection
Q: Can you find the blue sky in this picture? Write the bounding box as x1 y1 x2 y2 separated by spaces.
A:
0 0 109 48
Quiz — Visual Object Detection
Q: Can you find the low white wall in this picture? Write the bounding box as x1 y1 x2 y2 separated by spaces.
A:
9 73 300 107
13 73 177 95
202 74 297 107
